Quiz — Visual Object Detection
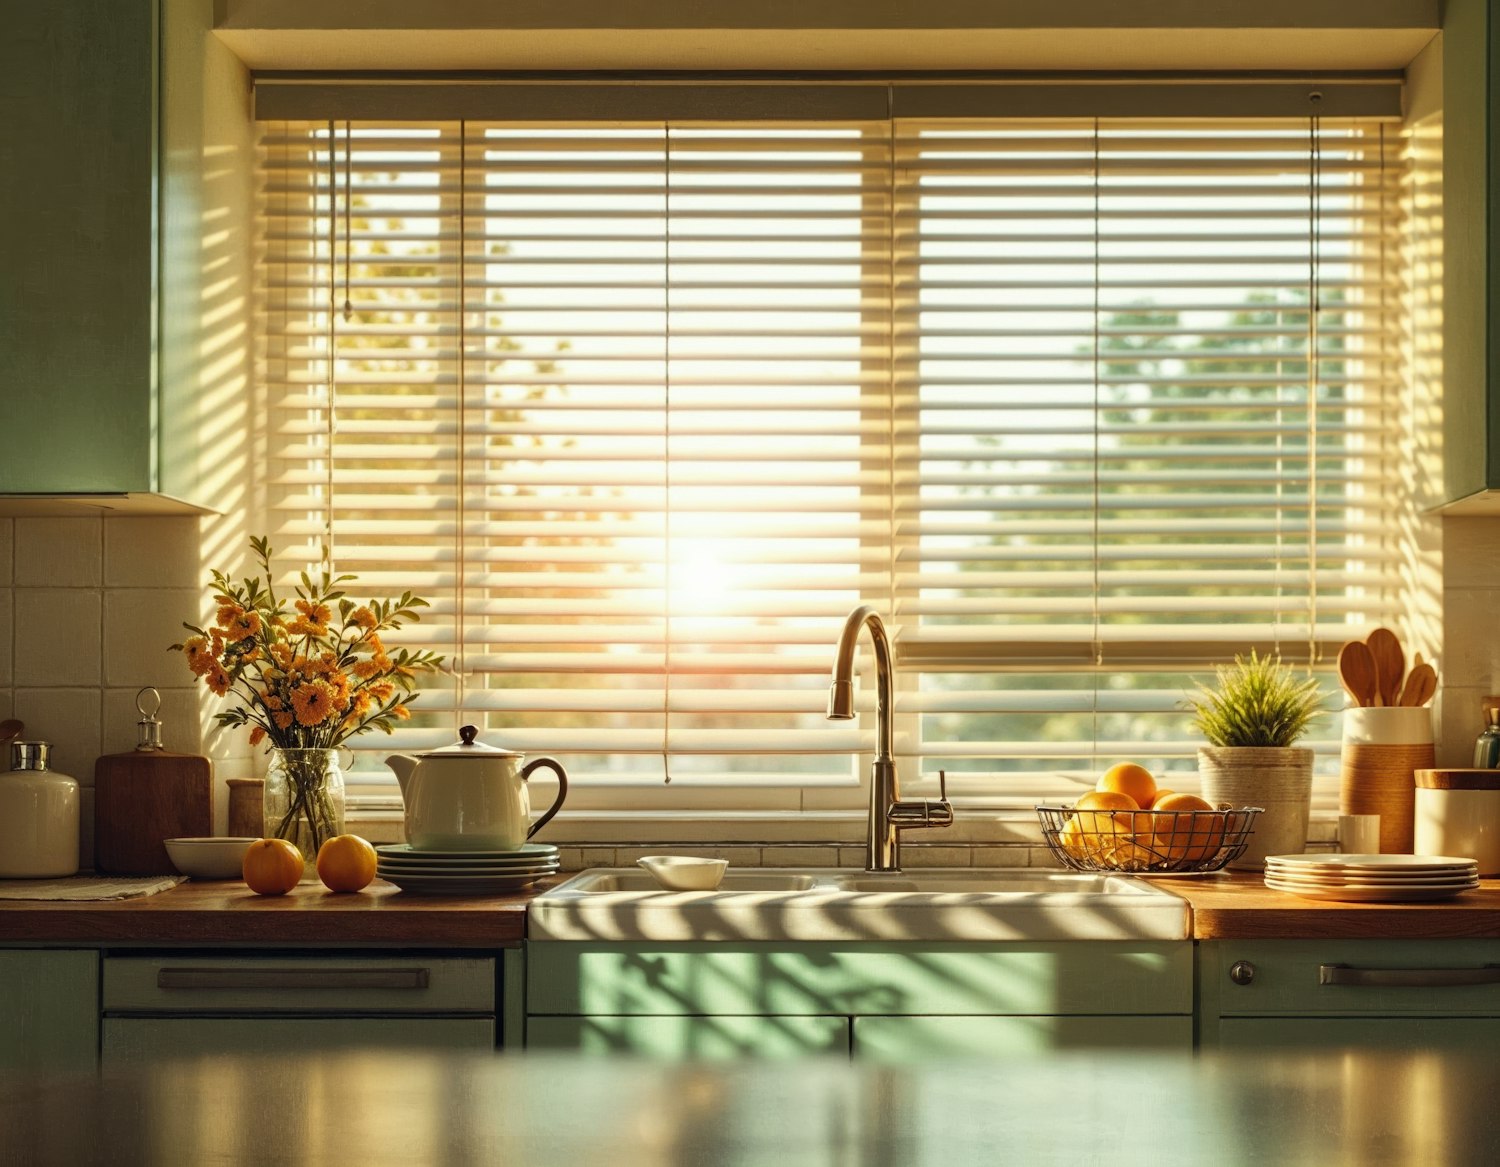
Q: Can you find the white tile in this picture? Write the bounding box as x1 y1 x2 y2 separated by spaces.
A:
0 517 13 584
14 517 102 586
104 517 203 588
838 847 868 868
14 590 101 686
1442 517 1500 588
102 686 204 756
761 846 839 867
0 590 11 686
898 845 972 868
1436 685 1487 768
575 847 617 869
1442 587 1500 692
12 688 102 785
972 845 1034 869
103 588 203 688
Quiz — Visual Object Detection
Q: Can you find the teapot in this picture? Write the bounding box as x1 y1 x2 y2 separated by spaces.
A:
385 725 568 851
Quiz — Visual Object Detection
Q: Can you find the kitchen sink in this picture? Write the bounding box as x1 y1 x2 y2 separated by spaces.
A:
527 867 1190 943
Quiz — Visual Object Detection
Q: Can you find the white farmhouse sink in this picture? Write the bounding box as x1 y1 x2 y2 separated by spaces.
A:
527 868 1189 943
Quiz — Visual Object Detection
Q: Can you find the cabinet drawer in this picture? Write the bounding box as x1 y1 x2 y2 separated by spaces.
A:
852 1015 1192 1061
1203 941 1500 1017
1218 1017 1500 1050
528 942 1191 1016
527 1015 850 1058
103 955 495 1014
102 1017 495 1062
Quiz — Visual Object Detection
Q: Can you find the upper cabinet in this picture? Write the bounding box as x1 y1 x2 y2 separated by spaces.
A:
0 0 253 512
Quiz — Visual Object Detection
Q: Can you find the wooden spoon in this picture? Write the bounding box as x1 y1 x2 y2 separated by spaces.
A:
1399 661 1437 707
1366 628 1404 708
1337 640 1378 708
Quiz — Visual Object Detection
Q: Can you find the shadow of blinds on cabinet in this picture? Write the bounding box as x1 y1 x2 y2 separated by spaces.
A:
255 85 1404 812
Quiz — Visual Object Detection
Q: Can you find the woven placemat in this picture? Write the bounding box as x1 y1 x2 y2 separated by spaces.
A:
0 875 185 901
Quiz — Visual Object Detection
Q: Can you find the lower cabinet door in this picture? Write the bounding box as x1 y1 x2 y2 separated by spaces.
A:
527 1015 851 1058
102 1017 495 1063
852 1015 1193 1061
0 950 99 1073
1217 1017 1500 1051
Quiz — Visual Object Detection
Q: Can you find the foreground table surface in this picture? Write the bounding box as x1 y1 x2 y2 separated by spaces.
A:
3 1049 1497 1166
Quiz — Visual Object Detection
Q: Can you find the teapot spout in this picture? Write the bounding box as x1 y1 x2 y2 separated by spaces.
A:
385 753 419 798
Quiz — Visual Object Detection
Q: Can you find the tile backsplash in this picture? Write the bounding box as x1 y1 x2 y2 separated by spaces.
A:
2 510 1498 868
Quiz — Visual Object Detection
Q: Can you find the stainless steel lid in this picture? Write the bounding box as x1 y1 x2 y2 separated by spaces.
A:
9 741 51 771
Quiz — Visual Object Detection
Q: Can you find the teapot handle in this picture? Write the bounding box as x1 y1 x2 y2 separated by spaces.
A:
520 757 569 839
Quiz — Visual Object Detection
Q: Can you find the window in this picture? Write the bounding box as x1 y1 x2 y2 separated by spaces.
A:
257 83 1406 811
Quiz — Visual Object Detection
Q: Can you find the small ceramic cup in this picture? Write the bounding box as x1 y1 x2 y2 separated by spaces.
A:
1338 814 1381 855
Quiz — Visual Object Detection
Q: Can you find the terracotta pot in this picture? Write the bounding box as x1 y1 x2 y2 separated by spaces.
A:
1198 746 1314 871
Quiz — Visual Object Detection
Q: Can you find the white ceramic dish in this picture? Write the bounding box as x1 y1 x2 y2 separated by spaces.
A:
376 843 558 861
381 872 550 894
376 862 559 878
163 837 258 880
1266 854 1476 872
1264 878 1475 903
637 855 729 891
1264 874 1480 889
375 853 561 869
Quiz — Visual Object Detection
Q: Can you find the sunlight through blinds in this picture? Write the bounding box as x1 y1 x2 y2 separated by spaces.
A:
257 111 1402 808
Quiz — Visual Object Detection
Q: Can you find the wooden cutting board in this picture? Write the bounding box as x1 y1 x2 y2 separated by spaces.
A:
93 751 214 875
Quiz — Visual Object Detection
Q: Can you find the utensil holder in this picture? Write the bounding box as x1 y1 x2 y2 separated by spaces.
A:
1340 707 1433 854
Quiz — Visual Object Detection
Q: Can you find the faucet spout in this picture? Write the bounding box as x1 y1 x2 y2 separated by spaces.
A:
826 604 952 873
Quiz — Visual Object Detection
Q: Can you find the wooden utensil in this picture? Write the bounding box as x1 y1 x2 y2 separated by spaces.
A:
1399 661 1437 707
1366 628 1404 708
1338 640 1379 708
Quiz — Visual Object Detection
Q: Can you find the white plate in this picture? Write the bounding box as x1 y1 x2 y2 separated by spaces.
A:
377 863 558 878
1267 875 1479 890
1266 853 1477 873
1264 879 1476 902
381 872 551 894
375 852 562 868
376 843 558 861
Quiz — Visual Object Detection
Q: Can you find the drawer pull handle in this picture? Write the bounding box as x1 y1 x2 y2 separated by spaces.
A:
157 968 431 992
1318 964 1500 988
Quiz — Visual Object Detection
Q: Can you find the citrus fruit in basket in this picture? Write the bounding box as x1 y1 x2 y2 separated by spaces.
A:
242 838 304 895
1148 792 1223 863
1097 762 1156 809
1063 790 1141 862
1143 787 1175 809
316 834 378 892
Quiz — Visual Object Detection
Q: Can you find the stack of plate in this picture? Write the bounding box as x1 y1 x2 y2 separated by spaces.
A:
375 843 560 895
1264 853 1480 902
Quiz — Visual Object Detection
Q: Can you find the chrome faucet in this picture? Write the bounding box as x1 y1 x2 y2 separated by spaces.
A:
827 605 953 872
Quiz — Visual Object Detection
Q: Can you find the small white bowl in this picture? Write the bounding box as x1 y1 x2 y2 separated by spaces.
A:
637 855 728 891
164 837 259 880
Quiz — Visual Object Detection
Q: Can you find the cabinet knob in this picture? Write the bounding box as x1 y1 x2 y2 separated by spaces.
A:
1228 960 1256 986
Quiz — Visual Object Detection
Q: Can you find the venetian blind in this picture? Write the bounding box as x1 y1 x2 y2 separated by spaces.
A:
256 107 1403 808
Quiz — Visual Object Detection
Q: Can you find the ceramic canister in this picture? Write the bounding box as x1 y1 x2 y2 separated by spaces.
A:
0 741 80 878
1340 706 1434 854
1414 770 1500 876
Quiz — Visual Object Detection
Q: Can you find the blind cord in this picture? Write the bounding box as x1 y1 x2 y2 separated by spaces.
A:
1307 106 1322 671
1090 118 1103 765
456 120 468 725
662 122 673 785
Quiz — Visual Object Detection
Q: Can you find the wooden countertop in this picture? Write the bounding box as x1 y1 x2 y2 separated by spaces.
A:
0 877 557 947
4 1049 1498 1164
5 870 1500 946
1169 872 1500 940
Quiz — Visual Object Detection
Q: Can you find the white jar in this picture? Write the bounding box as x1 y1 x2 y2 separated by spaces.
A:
1414 769 1500 876
0 741 80 878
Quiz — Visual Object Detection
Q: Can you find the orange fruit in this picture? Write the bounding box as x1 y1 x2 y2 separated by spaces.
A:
1142 788 1175 810
1148 792 1222 863
316 834 378 893
242 838 304 895
1066 790 1141 864
1097 762 1157 809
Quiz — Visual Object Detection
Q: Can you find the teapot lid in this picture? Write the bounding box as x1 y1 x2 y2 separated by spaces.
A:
415 724 522 759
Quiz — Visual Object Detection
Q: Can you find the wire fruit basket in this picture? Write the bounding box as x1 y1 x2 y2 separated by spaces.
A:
1036 805 1263 875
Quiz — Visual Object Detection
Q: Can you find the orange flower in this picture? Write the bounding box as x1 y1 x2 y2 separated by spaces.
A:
225 609 261 640
353 658 383 679
248 725 266 747
271 643 295 669
390 703 411 720
351 606 377 630
349 691 373 719
263 692 283 711
216 602 243 629
291 681 336 726
368 680 396 702
272 710 295 730
293 599 332 633
205 662 232 696
182 636 214 677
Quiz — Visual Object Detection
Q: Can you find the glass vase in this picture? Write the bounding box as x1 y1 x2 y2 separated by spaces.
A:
263 748 345 872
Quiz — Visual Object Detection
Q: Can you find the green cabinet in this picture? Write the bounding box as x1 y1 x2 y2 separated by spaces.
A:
525 941 1194 1059
98 953 501 1065
0 950 99 1072
1198 940 1500 1049
0 0 250 507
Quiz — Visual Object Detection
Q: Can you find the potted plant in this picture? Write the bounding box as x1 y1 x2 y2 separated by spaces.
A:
1187 650 1324 870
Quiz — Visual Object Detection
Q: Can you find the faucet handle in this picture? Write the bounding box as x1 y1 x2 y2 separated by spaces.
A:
938 769 948 802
